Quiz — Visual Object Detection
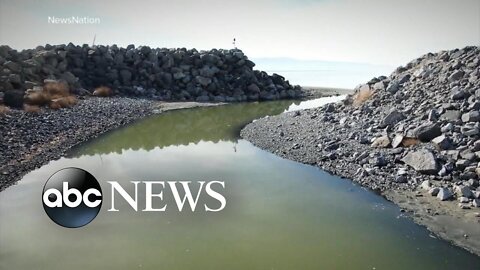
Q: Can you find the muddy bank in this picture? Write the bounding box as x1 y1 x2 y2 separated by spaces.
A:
0 97 220 191
386 190 480 257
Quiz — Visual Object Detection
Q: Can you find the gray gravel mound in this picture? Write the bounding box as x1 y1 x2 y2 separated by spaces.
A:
241 46 480 255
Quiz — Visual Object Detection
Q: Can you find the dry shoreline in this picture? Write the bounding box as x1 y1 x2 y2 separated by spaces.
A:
301 86 353 98
386 190 480 256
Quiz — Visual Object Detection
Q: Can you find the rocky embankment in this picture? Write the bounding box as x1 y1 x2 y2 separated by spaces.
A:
241 46 480 255
0 44 301 108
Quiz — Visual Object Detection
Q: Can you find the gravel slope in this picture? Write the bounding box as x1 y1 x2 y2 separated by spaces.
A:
0 97 156 190
241 46 480 256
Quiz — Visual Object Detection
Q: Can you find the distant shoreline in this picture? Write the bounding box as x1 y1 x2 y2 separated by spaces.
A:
300 86 353 98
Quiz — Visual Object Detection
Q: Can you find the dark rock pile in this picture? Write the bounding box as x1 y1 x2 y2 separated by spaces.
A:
0 44 302 107
242 46 480 209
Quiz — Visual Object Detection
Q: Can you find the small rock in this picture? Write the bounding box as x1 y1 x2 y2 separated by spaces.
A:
247 83 260 93
441 122 455 132
455 186 474 198
441 110 461 122
456 159 471 170
373 81 385 90
397 168 408 176
428 109 438 121
466 179 479 188
448 70 465 82
195 95 210 102
461 111 480 122
428 187 440 196
4 61 21 72
370 155 388 167
473 199 480 208
398 74 411 84
437 188 454 201
386 82 399 94
463 127 480 137
421 180 431 190
195 76 212 86
324 103 335 113
460 150 475 160
391 134 404 148
381 109 405 128
3 90 24 108
395 175 407 183
431 135 452 150
371 135 391 148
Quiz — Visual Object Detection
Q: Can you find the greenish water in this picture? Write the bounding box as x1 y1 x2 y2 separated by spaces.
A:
1 99 479 269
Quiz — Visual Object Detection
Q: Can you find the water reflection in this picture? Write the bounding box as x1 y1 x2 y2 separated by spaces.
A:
73 100 294 156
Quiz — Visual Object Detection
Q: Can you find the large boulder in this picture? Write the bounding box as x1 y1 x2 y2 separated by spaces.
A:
401 149 438 174
380 109 405 128
414 123 441 142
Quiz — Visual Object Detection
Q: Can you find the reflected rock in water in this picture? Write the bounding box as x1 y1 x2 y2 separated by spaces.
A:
72 100 294 156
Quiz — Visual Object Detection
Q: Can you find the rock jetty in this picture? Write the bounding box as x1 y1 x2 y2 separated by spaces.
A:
0 44 301 108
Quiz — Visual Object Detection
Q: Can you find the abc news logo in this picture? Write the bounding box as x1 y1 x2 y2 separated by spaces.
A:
42 168 226 228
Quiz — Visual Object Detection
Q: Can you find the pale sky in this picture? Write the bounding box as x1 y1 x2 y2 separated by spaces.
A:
0 0 479 66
